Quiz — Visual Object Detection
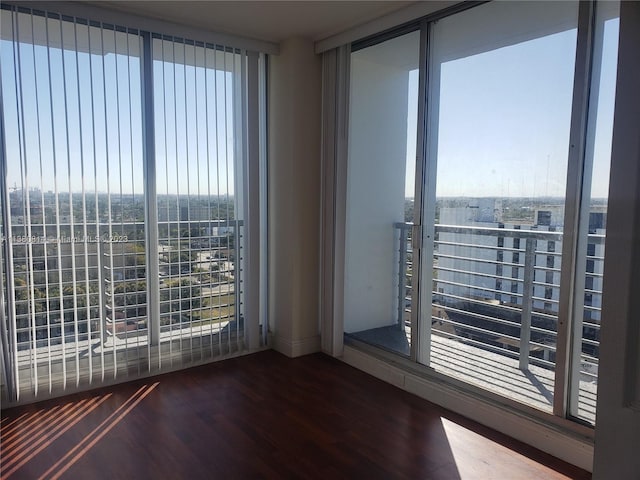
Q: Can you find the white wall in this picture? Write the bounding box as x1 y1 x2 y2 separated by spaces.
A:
593 3 640 477
343 54 410 333
268 37 322 357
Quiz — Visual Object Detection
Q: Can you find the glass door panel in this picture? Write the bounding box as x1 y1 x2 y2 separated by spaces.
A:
344 30 420 356
420 1 579 413
569 2 619 424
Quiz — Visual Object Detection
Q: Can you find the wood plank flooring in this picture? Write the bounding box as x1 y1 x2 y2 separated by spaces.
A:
1 350 591 479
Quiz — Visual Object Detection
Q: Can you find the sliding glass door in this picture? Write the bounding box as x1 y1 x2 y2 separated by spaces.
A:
420 0 578 416
343 30 420 357
344 0 619 426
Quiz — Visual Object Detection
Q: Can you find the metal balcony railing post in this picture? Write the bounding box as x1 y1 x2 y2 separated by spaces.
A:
520 237 536 370
397 224 408 330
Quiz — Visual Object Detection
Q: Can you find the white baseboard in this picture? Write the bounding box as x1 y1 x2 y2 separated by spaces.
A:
273 334 321 357
341 345 594 472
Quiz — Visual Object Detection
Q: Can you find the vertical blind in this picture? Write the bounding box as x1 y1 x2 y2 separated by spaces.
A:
0 4 264 404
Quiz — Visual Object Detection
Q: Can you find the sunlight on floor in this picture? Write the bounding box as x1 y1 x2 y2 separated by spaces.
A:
0 383 158 479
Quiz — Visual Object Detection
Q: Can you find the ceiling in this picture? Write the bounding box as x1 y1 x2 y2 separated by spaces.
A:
90 1 416 44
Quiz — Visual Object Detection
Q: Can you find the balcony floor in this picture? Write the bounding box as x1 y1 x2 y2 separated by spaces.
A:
347 326 597 424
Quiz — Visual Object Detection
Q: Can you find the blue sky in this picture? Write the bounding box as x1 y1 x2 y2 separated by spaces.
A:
405 16 619 199
1 12 237 197
2 8 619 203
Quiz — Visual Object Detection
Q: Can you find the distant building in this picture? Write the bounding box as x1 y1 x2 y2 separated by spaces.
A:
437 198 604 324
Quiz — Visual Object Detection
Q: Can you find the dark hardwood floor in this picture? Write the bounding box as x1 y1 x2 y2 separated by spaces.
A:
1 350 591 479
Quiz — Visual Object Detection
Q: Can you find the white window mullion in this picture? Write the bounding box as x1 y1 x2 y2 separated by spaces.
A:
566 1 620 423
258 52 268 346
319 45 350 358
554 0 596 419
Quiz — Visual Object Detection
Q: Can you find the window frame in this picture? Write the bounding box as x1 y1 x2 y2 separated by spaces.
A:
0 2 268 404
327 0 617 432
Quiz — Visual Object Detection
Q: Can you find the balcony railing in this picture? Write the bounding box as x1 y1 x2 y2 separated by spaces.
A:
393 222 602 423
8 219 245 392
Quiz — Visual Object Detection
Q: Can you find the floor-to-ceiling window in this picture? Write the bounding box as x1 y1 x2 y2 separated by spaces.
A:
344 30 420 357
422 0 578 418
0 4 266 404
343 0 619 427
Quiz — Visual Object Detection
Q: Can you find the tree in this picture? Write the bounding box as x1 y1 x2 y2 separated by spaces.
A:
113 280 147 307
160 278 203 315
